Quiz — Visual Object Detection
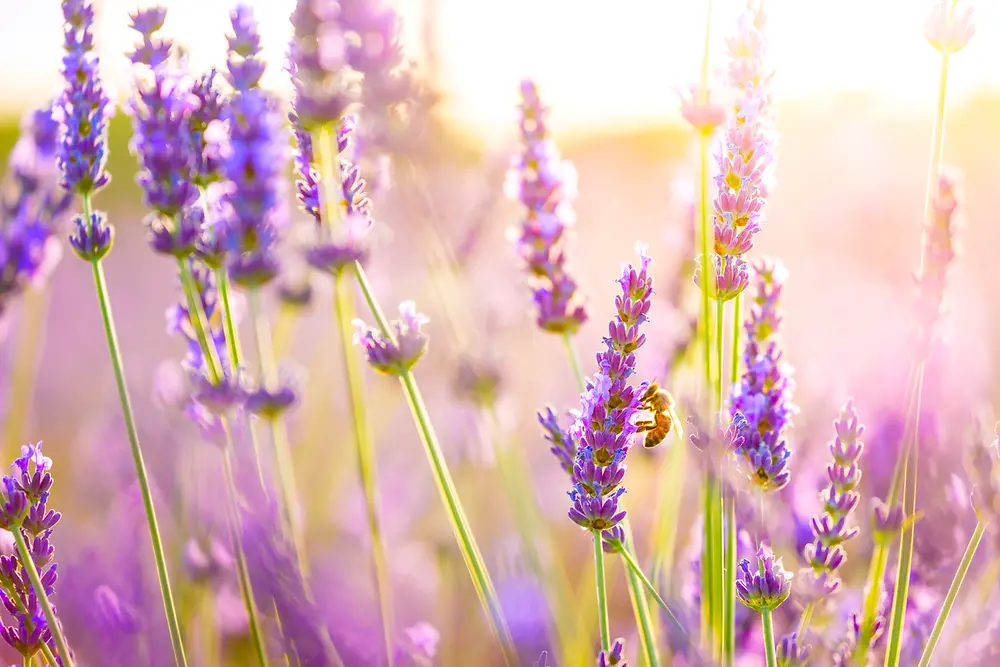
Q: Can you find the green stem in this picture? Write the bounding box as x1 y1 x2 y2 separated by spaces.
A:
332 272 395 667
715 301 724 409
220 447 270 667
1 287 49 460
11 528 74 666
701 473 714 653
917 520 986 667
730 293 741 385
621 521 662 667
395 369 517 665
88 254 187 667
620 544 685 634
797 601 815 639
711 474 724 661
761 608 777 667
594 531 611 653
247 289 308 576
216 269 242 364
698 135 714 409
724 484 736 667
562 332 587 394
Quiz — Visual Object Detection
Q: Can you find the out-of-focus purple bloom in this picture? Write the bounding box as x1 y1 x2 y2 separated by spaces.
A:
0 443 62 662
393 622 438 666
831 595 887 666
736 544 792 612
914 168 962 356
924 0 976 53
246 369 300 420
1 105 72 319
967 422 1000 519
57 0 113 195
679 84 727 136
597 637 628 667
287 0 354 130
566 246 653 532
453 353 504 407
226 4 266 92
189 70 225 186
872 498 904 545
776 632 810 667
506 80 587 335
800 400 865 598
93 585 142 636
538 407 577 476
182 538 233 586
127 8 201 222
353 301 430 375
731 260 796 492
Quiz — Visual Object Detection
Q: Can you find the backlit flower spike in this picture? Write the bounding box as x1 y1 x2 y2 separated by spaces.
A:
57 0 113 196
226 4 266 93
507 79 587 335
914 167 962 356
597 637 628 667
353 301 430 375
736 544 792 612
566 247 653 531
924 0 976 53
286 0 355 130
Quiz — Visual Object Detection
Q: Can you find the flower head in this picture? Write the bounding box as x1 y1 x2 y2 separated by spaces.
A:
679 84 727 135
736 544 792 612
68 211 113 261
777 632 810 667
353 301 430 375
226 4 266 92
924 0 975 53
597 638 628 667
57 0 113 195
507 80 587 334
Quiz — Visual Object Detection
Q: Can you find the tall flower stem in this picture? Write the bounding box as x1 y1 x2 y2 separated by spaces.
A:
216 270 241 362
619 544 684 633
760 607 778 667
246 289 308 575
331 271 395 667
730 294 741 385
11 527 74 667
84 197 188 667
1 287 49 461
714 300 727 663
561 340 661 664
594 531 611 653
917 519 986 667
723 484 737 667
797 601 815 639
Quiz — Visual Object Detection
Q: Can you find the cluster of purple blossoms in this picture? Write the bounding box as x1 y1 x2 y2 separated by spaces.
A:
776 632 810 667
730 260 796 492
353 301 430 375
695 6 775 301
0 444 63 662
597 638 628 667
800 400 865 600
736 544 792 612
506 80 587 335
830 596 888 667
1 105 72 321
56 0 112 196
565 247 653 534
914 168 962 356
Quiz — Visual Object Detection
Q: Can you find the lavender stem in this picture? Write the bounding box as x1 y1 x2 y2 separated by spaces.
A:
216 269 242 362
724 484 737 666
760 607 778 667
917 521 986 667
562 332 586 393
86 199 187 667
0 288 49 460
332 271 396 667
619 543 685 633
594 531 611 652
11 525 74 666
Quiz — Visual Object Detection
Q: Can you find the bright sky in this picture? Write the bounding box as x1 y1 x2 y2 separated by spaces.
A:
2 0 998 133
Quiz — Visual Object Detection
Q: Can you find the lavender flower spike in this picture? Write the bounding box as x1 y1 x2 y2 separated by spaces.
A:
731 259 796 492
354 301 430 375
914 167 962 356
506 80 587 334
597 637 628 667
0 443 72 665
57 0 113 195
736 545 792 612
567 245 654 532
801 400 864 597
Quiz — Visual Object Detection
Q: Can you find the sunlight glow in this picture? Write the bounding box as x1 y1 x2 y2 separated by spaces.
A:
1 0 997 132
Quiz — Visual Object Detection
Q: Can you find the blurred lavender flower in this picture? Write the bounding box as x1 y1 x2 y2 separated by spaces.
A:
538 407 577 477
353 300 430 375
695 5 776 301
597 637 628 667
800 400 865 598
1 105 72 320
566 246 653 533
830 596 887 666
453 353 503 408
924 0 976 53
872 498 905 545
777 632 810 667
394 622 438 666
56 0 113 195
225 4 266 93
679 84 727 136
0 443 62 662
914 168 962 356
731 260 796 492
506 80 587 334
736 545 792 612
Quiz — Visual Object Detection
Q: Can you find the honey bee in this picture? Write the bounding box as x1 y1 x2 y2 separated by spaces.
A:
635 382 676 448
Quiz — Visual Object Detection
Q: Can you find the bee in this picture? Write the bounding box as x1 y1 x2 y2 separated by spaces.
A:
635 382 677 448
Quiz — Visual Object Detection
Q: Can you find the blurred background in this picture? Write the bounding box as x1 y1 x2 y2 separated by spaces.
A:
2 0 1000 665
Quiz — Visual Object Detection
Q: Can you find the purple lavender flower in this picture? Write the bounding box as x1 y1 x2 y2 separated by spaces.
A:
189 69 225 187
800 400 865 597
597 637 628 667
538 407 577 476
776 632 810 667
353 301 430 375
566 246 654 532
731 259 796 492
506 80 587 335
1 105 72 319
872 498 905 545
914 168 962 356
56 0 113 195
393 622 439 666
0 443 63 662
736 544 792 611
226 4 266 92
287 0 355 130
68 211 113 261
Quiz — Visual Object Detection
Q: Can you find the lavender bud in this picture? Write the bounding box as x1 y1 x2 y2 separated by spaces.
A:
146 206 201 259
68 211 113 261
776 632 810 667
736 544 792 612
93 585 142 636
601 525 626 554
872 499 904 544
597 638 628 667
353 301 430 375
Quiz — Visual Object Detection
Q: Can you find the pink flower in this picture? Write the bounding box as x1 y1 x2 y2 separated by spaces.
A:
924 0 975 53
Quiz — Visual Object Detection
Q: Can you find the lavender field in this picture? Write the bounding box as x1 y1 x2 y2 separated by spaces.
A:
1 0 1000 665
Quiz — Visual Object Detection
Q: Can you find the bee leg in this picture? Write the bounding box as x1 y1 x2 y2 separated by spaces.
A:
635 419 654 431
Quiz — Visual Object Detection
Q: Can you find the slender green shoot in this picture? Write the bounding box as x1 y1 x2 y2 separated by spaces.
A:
620 544 685 634
594 532 611 653
761 608 778 667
